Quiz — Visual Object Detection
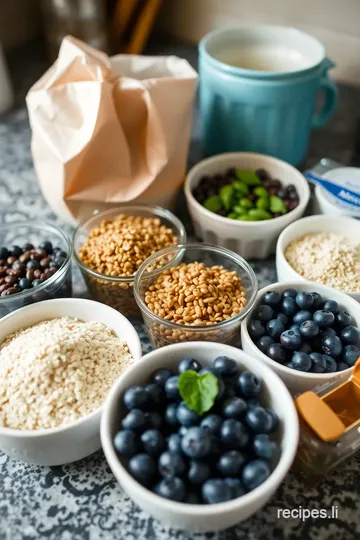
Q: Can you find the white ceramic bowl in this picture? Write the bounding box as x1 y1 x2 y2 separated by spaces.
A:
241 281 360 395
101 342 298 533
276 214 360 302
185 152 310 259
0 298 142 466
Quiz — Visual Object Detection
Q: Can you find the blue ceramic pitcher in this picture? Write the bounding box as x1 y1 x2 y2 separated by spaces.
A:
199 26 337 166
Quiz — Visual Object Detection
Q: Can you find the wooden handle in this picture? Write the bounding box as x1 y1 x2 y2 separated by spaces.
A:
125 0 163 55
113 0 139 41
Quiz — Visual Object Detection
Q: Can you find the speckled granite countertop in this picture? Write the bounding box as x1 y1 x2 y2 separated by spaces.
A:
1 41 360 540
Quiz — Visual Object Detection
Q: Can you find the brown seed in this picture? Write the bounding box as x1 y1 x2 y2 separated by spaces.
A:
5 275 17 285
7 256 16 265
0 266 7 278
0 284 10 293
34 270 42 279
40 258 50 268
2 287 18 296
30 253 42 261
19 251 31 263
26 269 35 280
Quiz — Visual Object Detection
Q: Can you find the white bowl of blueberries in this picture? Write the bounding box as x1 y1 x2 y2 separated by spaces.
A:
100 342 298 533
241 282 360 394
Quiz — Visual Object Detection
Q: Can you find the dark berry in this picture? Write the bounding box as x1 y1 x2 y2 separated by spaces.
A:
311 292 323 310
249 319 266 339
293 310 313 326
165 403 178 426
200 414 223 435
144 383 164 407
281 297 298 316
123 386 149 410
121 409 147 432
343 345 360 366
222 397 247 419
280 329 302 350
256 335 274 353
224 478 245 498
178 426 188 437
340 326 360 346
158 451 186 477
309 353 326 373
320 327 337 340
178 358 202 373
245 407 273 434
141 429 166 457
167 434 182 453
18 278 32 290
323 354 337 373
26 260 40 270
267 319 284 339
291 352 311 372
257 305 275 323
313 310 335 328
277 312 289 325
289 324 301 334
237 371 262 398
54 250 67 260
188 460 210 484
10 245 22 258
202 479 232 504
267 343 288 363
322 335 342 357
113 430 139 456
265 408 279 433
39 241 53 254
253 434 277 459
323 299 339 315
242 460 270 491
154 477 186 502
151 368 173 388
282 288 297 299
299 320 319 339
0 247 9 259
298 342 312 355
336 311 353 329
165 376 180 401
337 362 350 372
145 412 163 430
213 356 238 377
185 492 201 504
129 454 156 485
199 367 218 376
217 450 246 476
295 292 314 310
220 419 249 449
181 427 212 458
177 402 200 426
263 291 281 308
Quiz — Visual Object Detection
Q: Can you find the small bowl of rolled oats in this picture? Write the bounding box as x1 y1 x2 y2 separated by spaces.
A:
73 206 186 318
134 243 258 347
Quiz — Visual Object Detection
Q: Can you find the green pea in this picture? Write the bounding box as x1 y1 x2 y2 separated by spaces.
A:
235 169 261 186
203 195 223 213
253 186 269 198
248 208 272 220
237 214 258 221
227 212 238 219
232 180 249 196
239 198 253 209
219 185 234 210
256 197 269 210
270 195 287 214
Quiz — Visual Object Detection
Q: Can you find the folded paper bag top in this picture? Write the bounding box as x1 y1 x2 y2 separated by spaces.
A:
26 36 198 226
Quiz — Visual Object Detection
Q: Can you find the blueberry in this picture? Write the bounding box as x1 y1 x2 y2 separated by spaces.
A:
114 430 139 456
21 243 34 253
26 260 40 270
145 412 163 430
213 356 238 377
53 250 67 260
291 352 312 372
165 376 180 401
178 426 188 437
121 409 147 432
311 292 323 310
123 386 149 410
39 241 53 254
0 246 9 259
188 460 210 484
299 320 319 339
177 402 200 426
199 367 218 376
281 297 297 316
320 327 337 340
50 258 65 269
245 407 273 434
165 403 178 426
343 345 360 366
246 399 261 410
178 358 202 373
129 454 156 485
217 450 246 476
242 460 270 491
267 319 284 339
280 329 302 350
293 310 313 326
323 354 337 373
10 245 22 258
202 479 232 504
337 362 350 372
257 305 275 323
224 478 245 499
340 326 360 347
154 477 186 502
295 292 314 310
309 353 326 373
144 383 164 407
322 335 342 357
141 429 166 457
185 492 201 504
253 434 277 459
264 408 279 433
282 288 297 299
323 299 339 315
298 342 312 355
181 427 212 458
256 335 274 353
313 310 335 328
220 419 249 449
158 451 186 477
222 385 236 401
167 434 182 453
19 278 32 290
266 343 288 364
200 414 223 435
223 397 247 419
151 368 173 388
336 311 353 329
237 371 262 398
289 324 301 334
277 313 289 326
249 319 266 339
263 291 282 308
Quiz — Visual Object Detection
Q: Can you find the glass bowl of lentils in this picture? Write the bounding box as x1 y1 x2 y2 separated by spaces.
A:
134 243 258 347
73 206 186 319
0 222 72 318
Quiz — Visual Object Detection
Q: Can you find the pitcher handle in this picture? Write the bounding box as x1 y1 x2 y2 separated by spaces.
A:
312 58 338 128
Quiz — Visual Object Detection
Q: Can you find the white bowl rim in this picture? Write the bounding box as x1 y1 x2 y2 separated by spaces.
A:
101 341 299 515
184 152 311 227
276 214 360 294
242 280 359 380
0 297 142 438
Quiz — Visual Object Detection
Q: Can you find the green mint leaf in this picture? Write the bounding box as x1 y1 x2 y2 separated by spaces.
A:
178 370 218 415
269 195 287 214
235 169 261 186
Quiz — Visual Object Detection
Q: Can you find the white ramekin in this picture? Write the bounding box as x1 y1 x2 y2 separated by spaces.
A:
0 298 142 465
241 281 360 395
185 152 310 259
276 215 360 302
101 341 298 533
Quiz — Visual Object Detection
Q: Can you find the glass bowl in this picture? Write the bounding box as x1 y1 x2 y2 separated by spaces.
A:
134 243 258 347
0 222 72 318
73 206 186 319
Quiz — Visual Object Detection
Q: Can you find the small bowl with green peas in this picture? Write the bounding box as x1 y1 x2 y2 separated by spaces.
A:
185 152 310 259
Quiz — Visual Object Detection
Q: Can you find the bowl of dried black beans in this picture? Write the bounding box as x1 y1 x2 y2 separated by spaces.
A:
184 153 310 259
0 222 72 317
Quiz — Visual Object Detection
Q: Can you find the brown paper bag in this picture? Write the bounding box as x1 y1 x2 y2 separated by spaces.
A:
26 36 198 225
